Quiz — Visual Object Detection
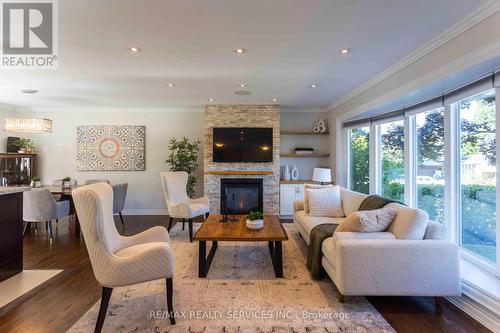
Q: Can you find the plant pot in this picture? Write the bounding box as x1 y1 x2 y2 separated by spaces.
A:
246 219 264 230
62 181 71 189
18 149 26 154
294 150 314 155
30 181 42 188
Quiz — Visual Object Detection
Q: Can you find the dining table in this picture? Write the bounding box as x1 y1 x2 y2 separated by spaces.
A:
42 185 81 238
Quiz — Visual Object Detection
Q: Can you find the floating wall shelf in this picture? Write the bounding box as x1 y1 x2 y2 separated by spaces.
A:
280 131 329 135
205 171 274 175
280 153 330 158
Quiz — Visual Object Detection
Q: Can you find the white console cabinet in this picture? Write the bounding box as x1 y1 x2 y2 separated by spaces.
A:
280 183 304 217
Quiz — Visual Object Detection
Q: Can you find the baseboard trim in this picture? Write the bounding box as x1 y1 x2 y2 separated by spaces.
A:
447 282 500 332
121 209 168 216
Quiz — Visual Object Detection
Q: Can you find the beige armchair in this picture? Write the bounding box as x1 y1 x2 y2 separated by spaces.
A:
72 183 175 332
160 171 209 242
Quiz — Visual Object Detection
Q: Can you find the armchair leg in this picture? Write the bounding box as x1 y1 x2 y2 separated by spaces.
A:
188 219 193 242
166 277 175 325
182 218 185 231
23 222 31 238
168 217 173 232
119 212 125 231
95 287 113 333
434 297 443 314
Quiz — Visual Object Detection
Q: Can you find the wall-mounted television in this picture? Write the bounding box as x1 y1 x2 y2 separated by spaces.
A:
213 127 273 163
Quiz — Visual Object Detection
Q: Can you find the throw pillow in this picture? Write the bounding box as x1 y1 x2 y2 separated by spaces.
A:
336 208 397 233
303 184 332 213
306 185 344 218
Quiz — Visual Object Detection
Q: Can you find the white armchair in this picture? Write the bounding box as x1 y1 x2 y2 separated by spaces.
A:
72 183 175 332
160 171 209 242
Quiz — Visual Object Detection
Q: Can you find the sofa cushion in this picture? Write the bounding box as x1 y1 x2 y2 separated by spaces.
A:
306 185 344 218
336 208 397 232
294 210 345 237
340 188 368 215
303 184 332 213
385 203 429 239
424 221 447 240
321 232 396 265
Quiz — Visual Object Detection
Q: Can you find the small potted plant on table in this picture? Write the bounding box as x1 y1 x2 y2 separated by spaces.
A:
246 211 264 230
30 176 42 188
62 177 72 189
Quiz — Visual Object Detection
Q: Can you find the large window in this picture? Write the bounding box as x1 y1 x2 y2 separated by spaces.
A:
416 108 445 224
348 126 370 194
380 120 405 201
459 89 496 263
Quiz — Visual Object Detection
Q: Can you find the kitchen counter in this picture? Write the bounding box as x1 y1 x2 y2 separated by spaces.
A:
0 186 31 195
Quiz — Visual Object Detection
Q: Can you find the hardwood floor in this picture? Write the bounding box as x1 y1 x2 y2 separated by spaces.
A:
0 216 491 333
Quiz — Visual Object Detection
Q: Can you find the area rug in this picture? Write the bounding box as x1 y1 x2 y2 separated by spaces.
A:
68 224 394 332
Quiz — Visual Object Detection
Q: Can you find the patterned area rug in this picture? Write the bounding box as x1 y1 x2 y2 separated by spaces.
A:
68 223 394 333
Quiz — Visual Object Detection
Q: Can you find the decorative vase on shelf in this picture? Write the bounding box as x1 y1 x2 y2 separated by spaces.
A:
291 165 299 181
284 165 291 181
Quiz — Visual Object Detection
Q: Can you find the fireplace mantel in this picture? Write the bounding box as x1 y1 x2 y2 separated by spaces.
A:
205 171 273 175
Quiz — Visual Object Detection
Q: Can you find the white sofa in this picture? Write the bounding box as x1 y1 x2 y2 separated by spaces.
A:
293 187 461 300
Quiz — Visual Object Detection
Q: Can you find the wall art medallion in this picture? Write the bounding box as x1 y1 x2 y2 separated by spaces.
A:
76 125 145 171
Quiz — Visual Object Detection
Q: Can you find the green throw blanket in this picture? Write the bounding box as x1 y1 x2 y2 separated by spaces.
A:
307 223 338 279
307 194 403 279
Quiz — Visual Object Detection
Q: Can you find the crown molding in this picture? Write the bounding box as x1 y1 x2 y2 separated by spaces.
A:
327 0 500 112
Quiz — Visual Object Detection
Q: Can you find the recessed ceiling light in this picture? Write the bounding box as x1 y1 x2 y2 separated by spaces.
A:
310 84 317 88
167 83 175 87
234 48 247 54
21 89 38 94
339 48 351 54
272 98 278 102
239 83 246 87
128 46 141 52
209 98 214 102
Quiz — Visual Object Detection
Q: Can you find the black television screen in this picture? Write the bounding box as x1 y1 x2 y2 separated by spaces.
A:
213 127 273 162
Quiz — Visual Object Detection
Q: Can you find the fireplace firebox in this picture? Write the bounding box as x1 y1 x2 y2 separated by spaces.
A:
220 178 263 215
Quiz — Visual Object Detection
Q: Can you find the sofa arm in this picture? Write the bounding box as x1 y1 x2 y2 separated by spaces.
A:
293 200 304 212
333 239 461 296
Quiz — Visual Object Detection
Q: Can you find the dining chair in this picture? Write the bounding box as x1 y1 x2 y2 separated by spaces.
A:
160 171 209 242
23 188 71 245
72 183 175 332
84 180 128 230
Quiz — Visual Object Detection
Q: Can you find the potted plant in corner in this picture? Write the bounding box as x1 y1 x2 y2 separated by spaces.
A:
30 176 42 188
246 211 264 230
15 138 35 154
61 176 72 189
165 137 201 198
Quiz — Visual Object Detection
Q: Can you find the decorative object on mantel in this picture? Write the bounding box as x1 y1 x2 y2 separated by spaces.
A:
312 118 327 133
76 125 145 172
291 165 299 181
294 147 314 155
4 118 53 133
246 211 264 230
312 167 332 185
165 137 201 198
7 137 20 152
15 137 35 154
284 165 291 181
30 176 42 188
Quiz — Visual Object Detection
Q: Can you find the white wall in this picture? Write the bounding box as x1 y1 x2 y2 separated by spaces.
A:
280 110 330 180
328 9 500 184
0 108 204 214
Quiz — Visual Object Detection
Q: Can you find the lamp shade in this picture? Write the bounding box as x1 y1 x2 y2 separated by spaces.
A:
4 118 52 133
312 167 331 183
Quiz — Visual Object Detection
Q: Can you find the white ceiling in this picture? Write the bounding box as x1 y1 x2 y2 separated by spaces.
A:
0 0 489 110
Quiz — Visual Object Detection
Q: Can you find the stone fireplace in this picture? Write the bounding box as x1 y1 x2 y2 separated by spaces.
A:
203 105 280 215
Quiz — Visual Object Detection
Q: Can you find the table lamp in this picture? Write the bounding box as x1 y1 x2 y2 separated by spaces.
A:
312 167 331 185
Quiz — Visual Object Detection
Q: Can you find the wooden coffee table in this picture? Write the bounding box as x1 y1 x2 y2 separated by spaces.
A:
193 214 288 278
